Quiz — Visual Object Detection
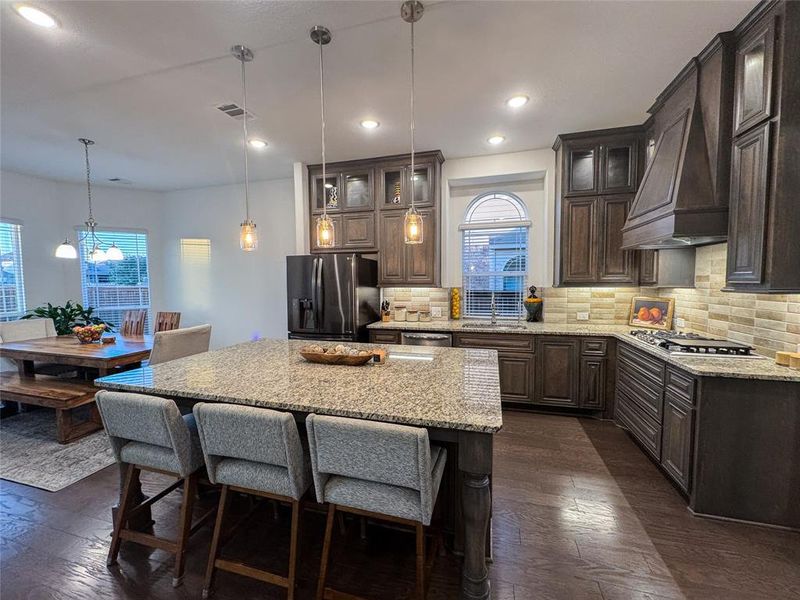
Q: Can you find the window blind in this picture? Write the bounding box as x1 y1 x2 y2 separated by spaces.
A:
460 193 530 320
0 221 26 321
79 230 150 331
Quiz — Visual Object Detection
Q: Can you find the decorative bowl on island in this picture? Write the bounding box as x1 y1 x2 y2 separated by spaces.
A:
73 324 106 344
300 344 376 366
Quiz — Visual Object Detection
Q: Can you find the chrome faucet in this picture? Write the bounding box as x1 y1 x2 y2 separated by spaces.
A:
490 292 497 324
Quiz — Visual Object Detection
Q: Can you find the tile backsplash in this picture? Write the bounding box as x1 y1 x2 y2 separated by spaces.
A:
541 244 800 358
381 287 450 320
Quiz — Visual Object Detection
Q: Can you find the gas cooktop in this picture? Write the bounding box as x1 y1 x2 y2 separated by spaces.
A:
629 330 763 358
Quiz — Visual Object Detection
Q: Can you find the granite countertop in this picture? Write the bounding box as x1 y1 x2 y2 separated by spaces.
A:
95 339 503 433
368 320 800 383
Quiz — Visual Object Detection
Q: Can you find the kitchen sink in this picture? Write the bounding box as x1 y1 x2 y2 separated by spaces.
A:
462 322 527 330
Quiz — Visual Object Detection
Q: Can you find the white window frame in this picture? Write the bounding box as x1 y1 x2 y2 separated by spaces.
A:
77 227 151 332
460 193 531 320
0 219 26 321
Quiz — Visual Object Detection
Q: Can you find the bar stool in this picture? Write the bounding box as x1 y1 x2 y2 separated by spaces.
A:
306 414 447 600
95 390 213 587
193 403 311 600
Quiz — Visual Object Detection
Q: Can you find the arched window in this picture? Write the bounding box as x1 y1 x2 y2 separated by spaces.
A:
460 193 530 318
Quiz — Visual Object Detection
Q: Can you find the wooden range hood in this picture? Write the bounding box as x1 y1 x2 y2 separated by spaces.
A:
622 34 735 250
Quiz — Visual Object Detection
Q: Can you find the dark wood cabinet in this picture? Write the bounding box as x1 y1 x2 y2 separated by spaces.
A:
639 250 658 286
661 392 694 493
601 141 638 194
579 357 606 409
310 214 343 251
598 195 637 284
378 208 437 286
535 337 580 407
403 208 437 285
310 171 340 213
560 198 597 284
564 138 638 197
341 213 376 250
497 352 535 403
726 122 770 284
377 160 436 209
733 16 775 136
340 168 375 211
368 330 401 345
378 212 405 285
566 144 599 196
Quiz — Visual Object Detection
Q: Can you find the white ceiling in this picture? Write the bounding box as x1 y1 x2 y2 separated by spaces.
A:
1 0 754 191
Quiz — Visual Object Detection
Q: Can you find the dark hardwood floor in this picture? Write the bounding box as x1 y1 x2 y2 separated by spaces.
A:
1 410 798 599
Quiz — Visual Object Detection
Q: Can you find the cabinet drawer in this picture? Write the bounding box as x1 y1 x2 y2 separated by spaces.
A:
454 333 534 352
368 330 401 345
615 389 662 460
581 338 608 356
665 368 695 404
618 343 665 385
617 366 663 423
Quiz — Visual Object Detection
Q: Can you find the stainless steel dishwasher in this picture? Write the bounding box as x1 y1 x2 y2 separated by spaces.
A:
400 332 452 347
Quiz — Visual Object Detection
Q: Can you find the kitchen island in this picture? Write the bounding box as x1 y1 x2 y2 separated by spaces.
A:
95 339 502 600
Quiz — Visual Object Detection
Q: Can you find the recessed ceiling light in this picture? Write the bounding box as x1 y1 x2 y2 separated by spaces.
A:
360 119 380 130
487 135 506 145
14 4 58 28
506 95 529 108
248 138 268 149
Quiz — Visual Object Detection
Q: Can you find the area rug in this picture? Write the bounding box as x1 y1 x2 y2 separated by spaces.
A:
0 409 115 492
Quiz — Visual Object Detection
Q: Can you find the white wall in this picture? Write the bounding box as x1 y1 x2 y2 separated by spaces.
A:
441 149 556 288
0 169 165 313
160 178 295 348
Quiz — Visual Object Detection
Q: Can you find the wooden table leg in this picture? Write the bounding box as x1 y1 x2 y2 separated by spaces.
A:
17 360 35 378
458 432 492 600
112 462 152 530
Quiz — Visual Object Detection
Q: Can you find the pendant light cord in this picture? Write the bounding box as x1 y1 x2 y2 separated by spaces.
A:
240 54 251 222
318 36 327 219
409 17 416 210
83 141 93 221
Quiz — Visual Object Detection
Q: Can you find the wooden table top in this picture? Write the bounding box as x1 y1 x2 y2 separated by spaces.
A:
0 335 153 367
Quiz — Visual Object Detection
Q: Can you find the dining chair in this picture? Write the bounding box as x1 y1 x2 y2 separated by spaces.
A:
154 311 181 333
149 324 211 366
120 310 147 336
306 414 447 600
95 390 214 587
193 403 311 599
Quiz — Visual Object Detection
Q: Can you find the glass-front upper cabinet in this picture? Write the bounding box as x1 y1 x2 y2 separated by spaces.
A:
409 163 434 207
380 162 434 208
601 141 637 194
311 172 340 213
341 168 374 211
566 145 598 196
734 18 775 135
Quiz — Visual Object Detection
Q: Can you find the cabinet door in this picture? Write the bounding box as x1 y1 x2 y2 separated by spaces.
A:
734 17 775 136
404 208 437 285
598 195 637 284
566 144 598 196
535 338 579 407
310 171 341 213
601 141 637 193
727 122 770 285
408 162 435 208
378 212 406 285
639 250 658 286
369 330 401 345
310 214 343 252
379 165 405 209
579 357 606 410
340 168 374 211
341 213 376 250
498 352 534 403
561 198 597 283
661 392 694 493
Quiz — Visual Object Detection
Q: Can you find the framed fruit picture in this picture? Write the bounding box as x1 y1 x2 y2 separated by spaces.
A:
628 296 675 330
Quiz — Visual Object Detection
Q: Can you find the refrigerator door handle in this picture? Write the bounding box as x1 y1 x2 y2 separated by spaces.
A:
315 257 324 329
310 257 319 330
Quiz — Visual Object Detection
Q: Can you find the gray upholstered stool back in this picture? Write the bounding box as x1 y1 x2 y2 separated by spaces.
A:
149 324 211 366
193 403 309 500
96 390 202 478
306 414 445 525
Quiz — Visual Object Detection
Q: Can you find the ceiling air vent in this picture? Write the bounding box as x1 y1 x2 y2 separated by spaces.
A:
215 102 256 121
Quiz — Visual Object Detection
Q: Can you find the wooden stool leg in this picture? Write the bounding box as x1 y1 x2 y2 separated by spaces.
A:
55 409 71 444
316 504 336 600
173 473 197 587
107 465 137 567
203 484 229 599
416 523 425 600
287 500 301 600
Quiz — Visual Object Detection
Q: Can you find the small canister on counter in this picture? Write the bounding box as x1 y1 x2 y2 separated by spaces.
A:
450 287 461 320
420 309 431 322
406 309 419 322
394 305 407 322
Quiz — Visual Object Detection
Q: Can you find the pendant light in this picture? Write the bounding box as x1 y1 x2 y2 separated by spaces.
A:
311 25 336 248
403 1 424 245
233 44 258 252
55 138 124 262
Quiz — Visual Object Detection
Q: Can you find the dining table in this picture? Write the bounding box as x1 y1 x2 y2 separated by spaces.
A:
95 338 503 600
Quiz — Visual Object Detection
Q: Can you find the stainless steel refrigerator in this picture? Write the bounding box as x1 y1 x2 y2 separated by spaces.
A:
286 254 379 342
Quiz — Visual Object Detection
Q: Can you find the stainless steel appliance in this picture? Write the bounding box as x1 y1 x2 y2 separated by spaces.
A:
628 330 762 358
287 254 379 342
400 332 452 347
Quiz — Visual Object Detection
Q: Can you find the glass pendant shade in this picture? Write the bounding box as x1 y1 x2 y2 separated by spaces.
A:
404 207 423 244
55 239 77 259
240 219 258 251
106 243 124 261
316 214 336 248
88 245 107 263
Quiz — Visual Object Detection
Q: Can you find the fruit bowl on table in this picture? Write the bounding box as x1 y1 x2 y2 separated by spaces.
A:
300 344 376 366
73 324 107 344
